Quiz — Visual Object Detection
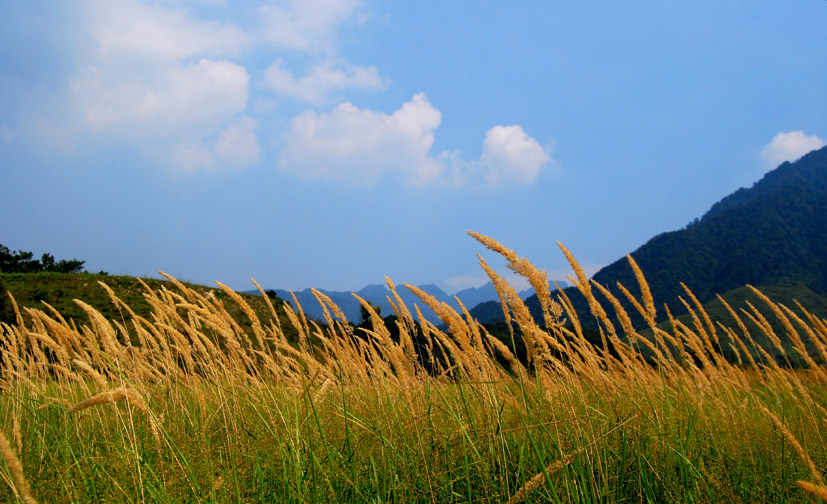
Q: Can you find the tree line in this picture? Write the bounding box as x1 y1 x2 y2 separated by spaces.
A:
0 244 85 274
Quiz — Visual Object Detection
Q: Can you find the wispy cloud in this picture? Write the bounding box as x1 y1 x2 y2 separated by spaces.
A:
215 117 261 167
75 59 249 134
263 59 386 104
258 0 363 54
167 117 260 173
85 0 249 61
257 1 388 104
172 142 215 172
760 131 825 171
66 0 256 171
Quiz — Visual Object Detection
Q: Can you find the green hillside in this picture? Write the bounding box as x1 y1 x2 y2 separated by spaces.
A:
0 272 293 339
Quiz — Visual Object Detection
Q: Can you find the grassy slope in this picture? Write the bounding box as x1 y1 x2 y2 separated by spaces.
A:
0 272 291 337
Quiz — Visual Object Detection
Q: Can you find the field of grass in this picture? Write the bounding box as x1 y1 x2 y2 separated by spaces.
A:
2 232 827 503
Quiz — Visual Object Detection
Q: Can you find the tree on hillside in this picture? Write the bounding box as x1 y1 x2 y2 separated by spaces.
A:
265 289 281 301
0 245 85 273
38 253 85 274
0 245 40 272
359 302 382 329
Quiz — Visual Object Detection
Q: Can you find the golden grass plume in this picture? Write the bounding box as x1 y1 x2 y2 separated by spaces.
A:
0 431 37 504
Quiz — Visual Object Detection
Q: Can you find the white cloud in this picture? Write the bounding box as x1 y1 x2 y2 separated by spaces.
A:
86 0 248 62
23 1 551 181
481 125 551 186
68 0 386 172
760 131 826 170
277 93 443 185
257 1 383 105
214 117 260 166
263 60 386 104
277 94 552 187
67 1 257 171
438 127 554 188
258 0 362 53
77 59 249 135
169 117 259 172
172 142 215 172
78 2 251 133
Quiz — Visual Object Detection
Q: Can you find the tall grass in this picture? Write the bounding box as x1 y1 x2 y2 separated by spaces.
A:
1 232 826 502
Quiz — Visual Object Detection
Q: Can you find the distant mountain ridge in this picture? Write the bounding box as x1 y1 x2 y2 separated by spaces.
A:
472 145 827 325
248 281 568 323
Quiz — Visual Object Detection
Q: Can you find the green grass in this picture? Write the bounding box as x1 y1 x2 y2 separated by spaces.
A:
3 373 825 503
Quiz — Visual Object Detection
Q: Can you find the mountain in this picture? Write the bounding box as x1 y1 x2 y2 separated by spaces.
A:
452 282 541 309
254 284 446 323
247 281 558 324
473 146 827 326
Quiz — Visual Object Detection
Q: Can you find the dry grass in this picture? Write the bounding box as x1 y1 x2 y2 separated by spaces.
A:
1 231 826 502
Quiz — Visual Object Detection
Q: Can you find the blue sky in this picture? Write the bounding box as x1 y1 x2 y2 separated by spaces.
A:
1 0 826 294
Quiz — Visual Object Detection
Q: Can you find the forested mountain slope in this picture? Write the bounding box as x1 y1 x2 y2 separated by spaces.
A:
473 146 827 326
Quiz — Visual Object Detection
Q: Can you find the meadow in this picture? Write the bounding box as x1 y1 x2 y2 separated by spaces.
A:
1 231 826 503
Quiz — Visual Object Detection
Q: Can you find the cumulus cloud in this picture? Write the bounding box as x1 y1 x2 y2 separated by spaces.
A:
278 93 442 185
277 93 552 187
760 131 826 170
481 125 551 186
258 0 362 53
263 60 386 104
